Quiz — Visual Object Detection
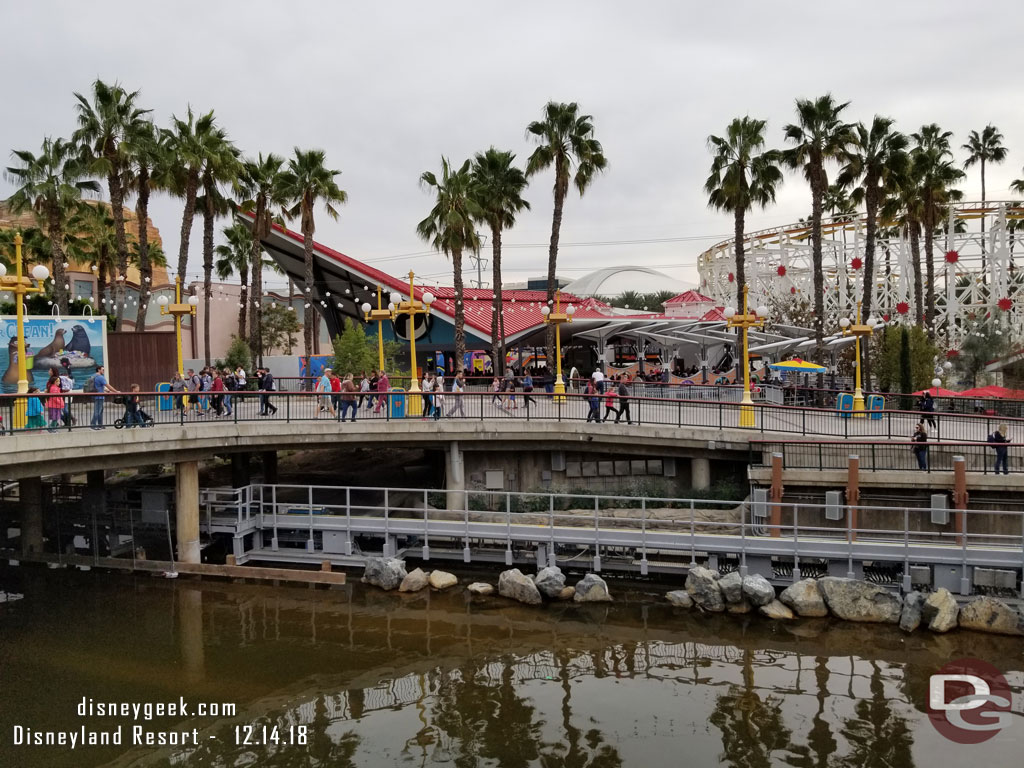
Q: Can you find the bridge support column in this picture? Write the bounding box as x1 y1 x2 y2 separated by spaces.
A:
20 476 44 556
261 451 278 484
952 455 970 594
769 453 784 538
446 441 466 511
691 457 710 491
231 453 251 488
175 461 201 564
846 454 859 545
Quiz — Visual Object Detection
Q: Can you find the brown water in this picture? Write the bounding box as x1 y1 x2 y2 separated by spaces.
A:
0 568 1021 767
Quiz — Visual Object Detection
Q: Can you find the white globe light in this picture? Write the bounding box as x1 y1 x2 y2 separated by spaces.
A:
31 265 50 281
0 264 7 277
390 292 402 306
423 291 435 305
839 317 851 328
943 360 953 370
931 378 941 388
865 317 876 328
157 295 169 307
540 306 551 316
188 295 199 306
756 305 769 318
387 302 396 312
724 307 737 319
566 304 576 316
360 302 371 314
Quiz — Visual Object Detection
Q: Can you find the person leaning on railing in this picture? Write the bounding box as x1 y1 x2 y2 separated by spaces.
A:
988 423 1010 475
911 422 929 470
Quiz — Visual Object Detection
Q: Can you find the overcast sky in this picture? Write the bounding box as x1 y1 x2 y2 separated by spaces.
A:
2 1 1022 293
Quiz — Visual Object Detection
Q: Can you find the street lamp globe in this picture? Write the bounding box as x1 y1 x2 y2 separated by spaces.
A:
724 307 737 319
422 291 435 305
566 304 576 316
943 360 953 371
931 377 941 388
157 295 170 307
0 264 7 277
390 292 402 306
839 317 851 328
755 305 769 318
360 302 372 314
387 302 396 312
540 306 551 317
31 265 50 281
188 295 199 306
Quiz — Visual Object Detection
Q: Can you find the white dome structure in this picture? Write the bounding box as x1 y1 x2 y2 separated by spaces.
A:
564 266 691 298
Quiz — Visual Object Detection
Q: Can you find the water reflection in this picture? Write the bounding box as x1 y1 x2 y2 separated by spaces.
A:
0 571 1020 767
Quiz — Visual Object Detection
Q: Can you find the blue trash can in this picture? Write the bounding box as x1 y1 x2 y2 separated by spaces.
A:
156 382 173 411
867 394 884 420
836 392 854 418
389 388 407 419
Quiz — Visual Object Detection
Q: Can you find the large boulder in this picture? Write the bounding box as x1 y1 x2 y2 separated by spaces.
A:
726 599 753 614
666 590 693 608
429 570 458 590
534 566 567 599
780 579 828 617
759 599 794 620
574 573 612 602
498 569 543 605
899 591 925 633
742 575 775 607
363 557 407 591
922 589 959 633
958 596 1024 636
817 577 902 623
558 586 576 601
717 571 743 604
399 567 429 593
685 566 725 612
467 582 494 596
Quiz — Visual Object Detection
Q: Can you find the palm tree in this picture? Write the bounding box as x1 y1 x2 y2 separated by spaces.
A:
5 137 100 311
197 137 240 365
237 153 288 365
215 223 253 339
912 124 965 333
122 119 162 329
470 148 531 375
417 157 481 370
67 203 119 309
783 95 857 357
526 102 607 366
278 148 347 358
840 117 909 322
72 80 150 329
963 124 1008 263
158 108 227 286
705 117 784 310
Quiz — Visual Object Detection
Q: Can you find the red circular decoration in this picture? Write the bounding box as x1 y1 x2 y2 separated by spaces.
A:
882 313 891 322
896 301 910 315
790 286 796 294
851 257 863 270
946 349 960 358
727 273 734 283
945 250 959 264
998 297 1013 311
777 265 787 277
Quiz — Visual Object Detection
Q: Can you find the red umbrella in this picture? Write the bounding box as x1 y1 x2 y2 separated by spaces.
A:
960 385 1015 399
912 386 961 397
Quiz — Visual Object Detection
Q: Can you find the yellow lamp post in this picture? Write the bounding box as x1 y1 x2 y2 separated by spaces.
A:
361 285 391 373
541 290 576 402
0 233 51 428
389 271 434 416
724 284 768 428
838 300 877 418
156 276 198 376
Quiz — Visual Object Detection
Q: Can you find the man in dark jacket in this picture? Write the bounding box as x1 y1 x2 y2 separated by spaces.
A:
258 369 278 415
615 374 633 424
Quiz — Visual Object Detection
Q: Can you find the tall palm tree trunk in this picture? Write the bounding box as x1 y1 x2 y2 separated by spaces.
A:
97 258 108 311
108 168 130 331
452 246 466 371
490 223 503 375
810 166 826 360
238 262 249 341
924 215 936 337
248 204 265 365
47 208 68 313
135 166 152 330
981 159 987 263
302 217 315 361
734 207 746 310
910 223 923 325
176 172 200 284
202 187 215 366
862 185 879 390
546 183 566 371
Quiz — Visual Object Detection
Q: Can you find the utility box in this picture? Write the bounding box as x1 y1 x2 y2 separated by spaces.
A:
930 494 949 525
825 490 844 520
752 488 768 518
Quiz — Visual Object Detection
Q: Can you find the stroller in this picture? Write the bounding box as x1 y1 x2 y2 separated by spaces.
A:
113 395 155 429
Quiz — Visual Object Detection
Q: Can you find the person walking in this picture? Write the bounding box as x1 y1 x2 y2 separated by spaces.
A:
602 380 618 423
490 377 504 409
88 365 117 429
259 368 278 415
374 370 389 415
421 372 436 419
170 372 185 414
592 368 605 394
234 365 247 390
918 391 936 429
522 371 535 409
447 372 467 418
26 386 45 431
122 383 143 427
56 364 74 426
358 371 370 410
616 374 633 424
989 423 1010 475
185 368 201 416
210 370 226 416
340 373 358 422
45 373 64 432
585 378 601 424
317 367 336 418
911 422 929 470
222 368 235 416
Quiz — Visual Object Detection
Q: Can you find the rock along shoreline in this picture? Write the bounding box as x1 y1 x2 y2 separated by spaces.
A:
361 557 1024 637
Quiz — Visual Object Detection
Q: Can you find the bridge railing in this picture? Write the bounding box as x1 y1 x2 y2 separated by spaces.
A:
1 389 1022 444
751 440 1024 475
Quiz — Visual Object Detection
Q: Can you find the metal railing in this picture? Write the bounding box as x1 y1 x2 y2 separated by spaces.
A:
751 440 1024 475
2 388 1023 444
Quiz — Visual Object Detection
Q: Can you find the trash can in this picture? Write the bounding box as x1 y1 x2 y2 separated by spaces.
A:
867 394 884 420
836 392 854 418
389 388 407 419
156 382 173 411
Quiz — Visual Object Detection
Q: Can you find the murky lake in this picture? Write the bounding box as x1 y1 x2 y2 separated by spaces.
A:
0 568 1021 767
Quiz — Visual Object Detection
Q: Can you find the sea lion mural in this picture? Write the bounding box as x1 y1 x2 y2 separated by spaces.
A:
33 328 66 360
33 324 96 369
65 325 92 356
2 336 29 384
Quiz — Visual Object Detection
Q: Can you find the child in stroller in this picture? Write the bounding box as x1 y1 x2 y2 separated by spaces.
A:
114 384 154 428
